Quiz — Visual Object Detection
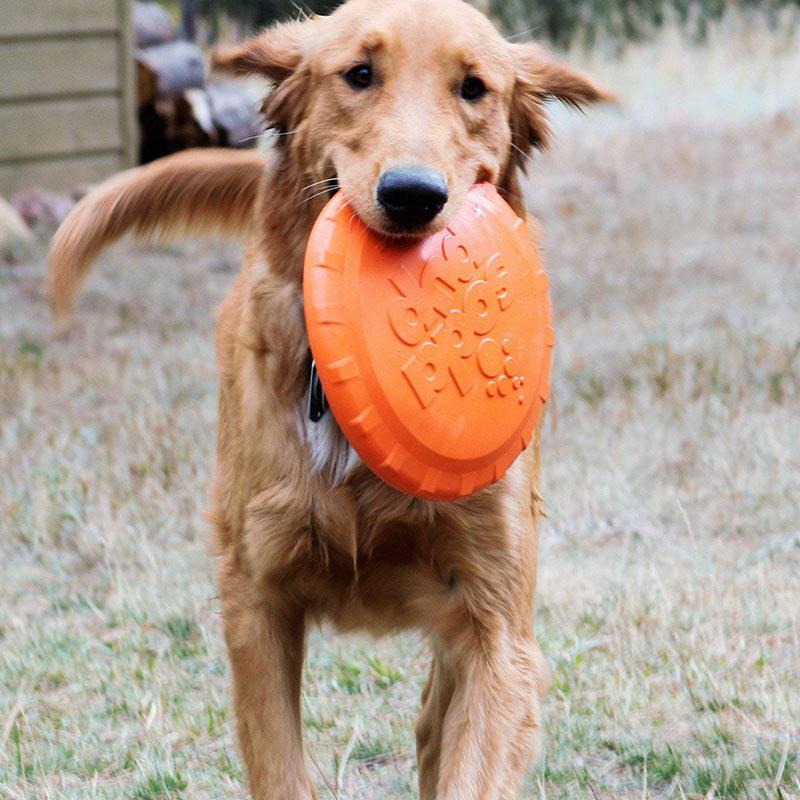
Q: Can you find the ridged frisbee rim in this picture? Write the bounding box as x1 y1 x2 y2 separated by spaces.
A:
303 184 554 501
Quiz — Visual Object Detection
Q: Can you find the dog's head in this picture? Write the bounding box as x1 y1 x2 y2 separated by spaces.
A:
216 0 613 236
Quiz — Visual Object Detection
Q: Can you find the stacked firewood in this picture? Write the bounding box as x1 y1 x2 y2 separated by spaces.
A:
134 1 262 163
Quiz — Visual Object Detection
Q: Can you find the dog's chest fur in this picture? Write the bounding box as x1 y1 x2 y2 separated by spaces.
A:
295 403 361 485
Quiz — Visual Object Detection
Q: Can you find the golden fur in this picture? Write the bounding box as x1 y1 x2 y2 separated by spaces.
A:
49 1 611 797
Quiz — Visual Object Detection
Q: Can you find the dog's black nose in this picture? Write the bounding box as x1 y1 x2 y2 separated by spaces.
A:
377 167 448 228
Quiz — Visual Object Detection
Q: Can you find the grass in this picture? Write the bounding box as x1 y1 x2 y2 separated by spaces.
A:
1 18 799 800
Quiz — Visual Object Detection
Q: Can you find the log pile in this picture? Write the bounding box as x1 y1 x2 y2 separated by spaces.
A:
134 1 262 163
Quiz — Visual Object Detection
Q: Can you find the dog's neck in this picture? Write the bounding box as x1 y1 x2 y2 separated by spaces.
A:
257 149 322 282
242 148 328 409
243 148 357 478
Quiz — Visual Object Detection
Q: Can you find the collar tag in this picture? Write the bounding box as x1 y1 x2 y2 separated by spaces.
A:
308 358 329 423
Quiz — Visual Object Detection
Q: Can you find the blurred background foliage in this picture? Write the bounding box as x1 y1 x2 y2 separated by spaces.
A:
197 0 343 30
490 0 797 46
195 0 799 45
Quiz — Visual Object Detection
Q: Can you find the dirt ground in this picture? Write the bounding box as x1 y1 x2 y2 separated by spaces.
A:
1 17 799 800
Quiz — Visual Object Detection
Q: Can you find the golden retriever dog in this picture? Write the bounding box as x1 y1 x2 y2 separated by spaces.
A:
49 0 612 796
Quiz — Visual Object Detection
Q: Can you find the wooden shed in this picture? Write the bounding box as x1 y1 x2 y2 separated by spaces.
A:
0 0 137 197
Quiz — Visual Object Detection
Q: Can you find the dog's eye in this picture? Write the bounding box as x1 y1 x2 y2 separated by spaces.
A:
344 64 373 90
461 76 487 102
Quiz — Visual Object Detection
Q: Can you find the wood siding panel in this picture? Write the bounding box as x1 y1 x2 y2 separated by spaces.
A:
3 0 118 39
0 98 122 161
0 0 136 195
0 154 124 196
0 38 119 100
117 0 139 167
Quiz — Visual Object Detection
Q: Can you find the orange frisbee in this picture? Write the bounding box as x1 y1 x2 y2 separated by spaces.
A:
303 183 554 501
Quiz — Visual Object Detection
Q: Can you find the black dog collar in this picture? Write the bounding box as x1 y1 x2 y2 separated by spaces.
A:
308 352 329 423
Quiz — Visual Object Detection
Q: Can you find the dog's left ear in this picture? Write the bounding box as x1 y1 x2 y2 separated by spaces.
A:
509 43 616 162
212 19 314 131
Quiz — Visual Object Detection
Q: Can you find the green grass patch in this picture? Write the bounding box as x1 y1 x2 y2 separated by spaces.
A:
131 769 188 799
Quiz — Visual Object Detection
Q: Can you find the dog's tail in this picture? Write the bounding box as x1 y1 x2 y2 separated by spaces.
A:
48 148 266 324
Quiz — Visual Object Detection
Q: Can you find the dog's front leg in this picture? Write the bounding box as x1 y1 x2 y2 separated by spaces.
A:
415 647 455 799
418 626 545 800
219 554 315 800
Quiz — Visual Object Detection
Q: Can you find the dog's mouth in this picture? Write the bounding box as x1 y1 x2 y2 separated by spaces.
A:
330 167 456 240
357 196 453 241
324 172 428 236
376 217 447 239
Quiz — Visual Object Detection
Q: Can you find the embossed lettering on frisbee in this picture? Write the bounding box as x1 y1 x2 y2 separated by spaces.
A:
303 183 554 501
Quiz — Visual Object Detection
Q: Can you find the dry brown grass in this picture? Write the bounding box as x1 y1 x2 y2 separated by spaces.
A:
1 16 799 800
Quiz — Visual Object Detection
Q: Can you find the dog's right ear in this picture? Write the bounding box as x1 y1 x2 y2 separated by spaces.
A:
213 19 315 131
212 20 307 82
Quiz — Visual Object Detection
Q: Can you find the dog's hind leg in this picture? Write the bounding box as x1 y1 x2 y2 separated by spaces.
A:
218 554 316 800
